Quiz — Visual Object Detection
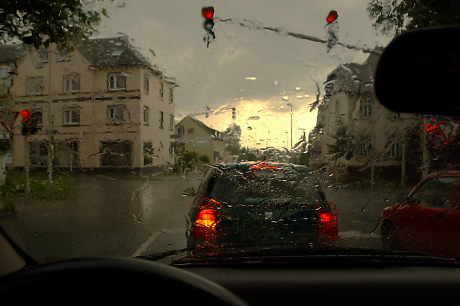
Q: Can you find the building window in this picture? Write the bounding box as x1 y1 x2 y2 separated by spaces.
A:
57 49 71 62
63 107 80 126
37 50 48 63
169 115 174 131
169 88 173 104
26 77 44 96
143 106 149 125
159 82 164 100
385 137 401 159
107 105 126 125
359 135 373 157
188 128 194 134
144 75 149 93
159 111 164 129
360 94 372 118
178 126 185 136
100 141 132 167
29 141 48 166
64 73 80 93
143 142 153 165
108 73 127 91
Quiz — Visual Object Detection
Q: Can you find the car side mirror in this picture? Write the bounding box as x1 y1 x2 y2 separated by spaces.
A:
182 187 195 197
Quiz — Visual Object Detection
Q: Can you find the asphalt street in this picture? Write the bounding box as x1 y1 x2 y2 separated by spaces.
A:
0 172 410 262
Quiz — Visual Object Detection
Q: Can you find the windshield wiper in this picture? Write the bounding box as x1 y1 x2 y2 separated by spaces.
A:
170 245 460 266
137 244 460 266
136 248 190 261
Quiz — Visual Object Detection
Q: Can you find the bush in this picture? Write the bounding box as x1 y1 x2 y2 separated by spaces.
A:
198 155 210 163
0 170 74 200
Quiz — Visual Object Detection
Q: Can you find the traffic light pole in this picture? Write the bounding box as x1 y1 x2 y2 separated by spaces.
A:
47 49 53 183
24 136 30 194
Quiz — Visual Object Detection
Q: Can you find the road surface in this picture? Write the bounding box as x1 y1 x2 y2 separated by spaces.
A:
0 172 408 262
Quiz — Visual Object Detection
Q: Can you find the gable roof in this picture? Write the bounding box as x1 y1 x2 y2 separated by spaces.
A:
181 116 222 138
324 47 383 94
74 36 163 71
0 37 178 86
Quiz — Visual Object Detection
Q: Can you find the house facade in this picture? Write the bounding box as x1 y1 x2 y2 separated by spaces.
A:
1 37 177 169
308 50 420 183
175 116 226 164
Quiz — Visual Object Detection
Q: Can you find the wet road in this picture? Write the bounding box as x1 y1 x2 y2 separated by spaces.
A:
0 173 409 262
0 172 203 262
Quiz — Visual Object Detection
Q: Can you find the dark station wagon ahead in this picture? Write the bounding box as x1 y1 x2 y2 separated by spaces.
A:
186 162 338 250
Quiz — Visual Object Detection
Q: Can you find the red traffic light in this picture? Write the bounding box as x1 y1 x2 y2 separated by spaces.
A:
326 10 338 23
202 6 214 19
20 109 31 119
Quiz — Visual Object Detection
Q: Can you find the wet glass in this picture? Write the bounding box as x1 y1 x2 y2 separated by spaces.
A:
0 0 459 264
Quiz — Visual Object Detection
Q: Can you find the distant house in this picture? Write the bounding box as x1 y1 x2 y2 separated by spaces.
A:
308 49 420 182
175 116 225 163
0 36 178 169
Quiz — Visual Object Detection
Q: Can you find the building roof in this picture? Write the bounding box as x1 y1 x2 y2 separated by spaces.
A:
181 116 222 138
0 44 28 64
0 37 178 86
74 37 150 68
324 47 383 95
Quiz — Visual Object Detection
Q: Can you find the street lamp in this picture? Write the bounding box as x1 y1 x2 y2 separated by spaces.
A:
287 103 293 150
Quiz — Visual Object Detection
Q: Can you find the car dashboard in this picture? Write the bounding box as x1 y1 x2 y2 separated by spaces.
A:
180 264 460 305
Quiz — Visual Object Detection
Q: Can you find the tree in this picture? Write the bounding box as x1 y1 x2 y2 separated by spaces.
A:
198 155 210 164
0 0 108 48
327 121 355 160
224 124 242 156
368 0 460 34
183 151 198 168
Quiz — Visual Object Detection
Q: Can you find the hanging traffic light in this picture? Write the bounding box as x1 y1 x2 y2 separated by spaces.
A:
202 6 215 47
202 6 214 19
20 109 30 120
20 109 39 136
326 10 338 23
325 10 339 53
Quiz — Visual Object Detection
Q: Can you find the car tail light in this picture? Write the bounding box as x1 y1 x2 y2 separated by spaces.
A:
195 209 217 228
317 211 338 243
319 212 333 222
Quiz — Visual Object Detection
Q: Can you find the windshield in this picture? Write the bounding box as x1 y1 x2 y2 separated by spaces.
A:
0 0 459 264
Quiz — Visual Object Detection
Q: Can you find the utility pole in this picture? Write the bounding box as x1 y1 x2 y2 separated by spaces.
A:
287 103 293 150
47 48 54 183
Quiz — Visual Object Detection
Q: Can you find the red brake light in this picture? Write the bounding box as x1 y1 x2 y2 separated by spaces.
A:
202 7 214 19
317 211 338 243
326 10 338 23
195 209 217 228
319 212 333 223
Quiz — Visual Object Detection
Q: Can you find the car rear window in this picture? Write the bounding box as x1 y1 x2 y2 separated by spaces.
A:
207 168 324 205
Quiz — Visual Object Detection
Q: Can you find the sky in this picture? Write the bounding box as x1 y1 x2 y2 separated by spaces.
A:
90 0 393 148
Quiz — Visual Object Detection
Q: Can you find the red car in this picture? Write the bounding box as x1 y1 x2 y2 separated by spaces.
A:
381 171 460 259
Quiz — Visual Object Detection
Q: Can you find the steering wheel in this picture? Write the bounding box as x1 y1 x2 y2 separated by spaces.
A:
0 257 247 305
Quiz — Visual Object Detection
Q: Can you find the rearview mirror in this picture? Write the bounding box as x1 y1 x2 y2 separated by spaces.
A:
375 26 460 116
182 187 195 197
